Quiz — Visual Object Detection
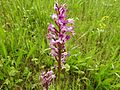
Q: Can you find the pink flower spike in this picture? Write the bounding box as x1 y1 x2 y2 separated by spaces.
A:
40 70 55 88
45 3 75 90
47 3 75 81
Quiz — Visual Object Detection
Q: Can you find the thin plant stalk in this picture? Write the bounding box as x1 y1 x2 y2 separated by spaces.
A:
58 44 61 85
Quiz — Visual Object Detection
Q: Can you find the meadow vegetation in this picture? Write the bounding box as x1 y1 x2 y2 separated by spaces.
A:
0 0 120 89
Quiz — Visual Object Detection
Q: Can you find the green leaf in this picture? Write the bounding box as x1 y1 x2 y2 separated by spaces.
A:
26 72 32 80
15 79 23 84
26 45 36 60
9 67 18 76
0 28 5 40
112 83 120 88
64 64 70 72
0 28 7 58
72 66 79 70
42 38 45 50
0 72 4 80
0 40 7 58
4 79 10 85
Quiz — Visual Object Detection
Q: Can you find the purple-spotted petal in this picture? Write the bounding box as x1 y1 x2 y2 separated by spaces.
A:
59 33 64 38
65 35 70 40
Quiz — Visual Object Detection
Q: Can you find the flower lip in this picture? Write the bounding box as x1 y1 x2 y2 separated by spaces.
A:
65 35 70 40
48 24 56 32
67 18 74 24
52 14 58 20
59 33 64 38
48 24 54 29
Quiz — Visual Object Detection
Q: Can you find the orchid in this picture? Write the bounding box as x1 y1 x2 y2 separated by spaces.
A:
40 70 55 90
47 3 75 63
40 3 75 89
47 3 75 85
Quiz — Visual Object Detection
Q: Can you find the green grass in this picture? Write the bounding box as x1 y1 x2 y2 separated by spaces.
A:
0 0 120 89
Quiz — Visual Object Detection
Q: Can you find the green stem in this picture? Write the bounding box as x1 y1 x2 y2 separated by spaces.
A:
44 83 48 90
58 56 61 84
58 44 61 88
